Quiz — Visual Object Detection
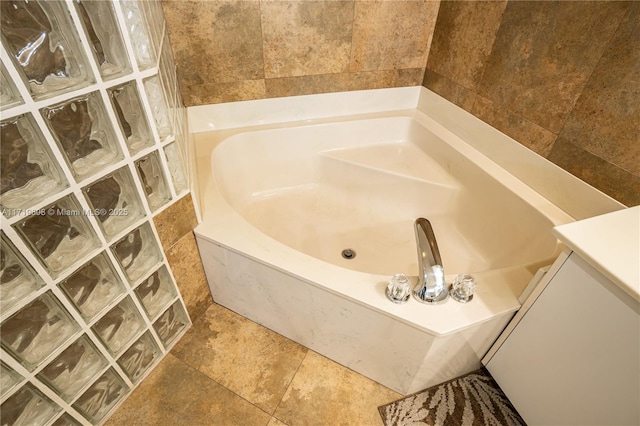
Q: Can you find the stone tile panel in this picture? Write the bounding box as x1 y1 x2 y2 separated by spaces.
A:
265 68 424 98
548 138 640 207
273 351 401 426
426 0 507 90
422 69 477 112
170 303 308 414
261 1 354 78
472 95 558 157
557 3 640 176
165 232 212 321
477 1 630 133
182 80 267 106
104 354 271 425
162 1 264 100
153 194 198 251
351 1 439 72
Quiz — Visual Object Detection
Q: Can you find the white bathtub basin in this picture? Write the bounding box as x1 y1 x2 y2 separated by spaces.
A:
189 87 620 394
212 115 563 278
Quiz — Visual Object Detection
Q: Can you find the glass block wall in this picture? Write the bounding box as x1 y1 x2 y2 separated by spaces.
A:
0 1 191 424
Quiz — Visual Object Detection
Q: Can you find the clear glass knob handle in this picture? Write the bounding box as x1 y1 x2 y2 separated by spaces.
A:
450 273 477 303
386 273 411 304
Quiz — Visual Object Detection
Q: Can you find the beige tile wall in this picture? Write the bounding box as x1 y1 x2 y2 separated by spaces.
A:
423 0 639 207
161 0 440 104
153 194 211 321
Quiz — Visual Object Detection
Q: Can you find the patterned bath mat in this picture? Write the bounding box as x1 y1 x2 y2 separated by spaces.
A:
378 368 526 426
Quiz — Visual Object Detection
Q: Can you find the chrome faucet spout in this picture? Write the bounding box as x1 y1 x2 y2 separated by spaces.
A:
413 218 448 304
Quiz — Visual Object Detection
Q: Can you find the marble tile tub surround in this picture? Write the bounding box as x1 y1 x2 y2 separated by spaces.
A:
161 0 440 104
423 0 640 207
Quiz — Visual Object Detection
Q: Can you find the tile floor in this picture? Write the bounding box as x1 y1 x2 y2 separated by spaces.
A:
106 301 402 426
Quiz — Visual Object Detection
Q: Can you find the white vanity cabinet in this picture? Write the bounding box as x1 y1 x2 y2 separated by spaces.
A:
484 206 640 426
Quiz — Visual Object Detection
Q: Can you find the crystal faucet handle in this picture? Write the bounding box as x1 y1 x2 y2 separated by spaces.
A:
386 273 411 304
450 273 477 303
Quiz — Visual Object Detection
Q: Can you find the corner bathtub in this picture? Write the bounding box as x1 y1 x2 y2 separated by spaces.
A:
191 89 575 394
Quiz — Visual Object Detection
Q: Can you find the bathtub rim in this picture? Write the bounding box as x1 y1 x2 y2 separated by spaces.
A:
188 87 624 222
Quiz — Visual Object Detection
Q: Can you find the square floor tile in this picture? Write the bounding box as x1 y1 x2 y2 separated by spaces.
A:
170 303 308 414
273 351 402 426
104 354 270 425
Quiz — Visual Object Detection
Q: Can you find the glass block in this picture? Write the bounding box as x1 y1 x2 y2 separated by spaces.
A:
143 75 173 141
37 335 108 402
107 81 153 156
160 32 177 89
159 34 178 122
134 266 176 320
1 232 44 313
82 167 145 239
175 105 187 143
1 362 23 399
42 92 123 182
91 296 145 356
0 0 93 100
1 113 69 215
110 222 162 284
135 151 171 212
178 100 186 125
153 301 189 348
120 1 156 70
13 194 100 277
140 1 164 57
73 368 128 424
0 383 61 426
163 141 188 194
0 291 80 371
58 252 125 322
117 331 161 384
1 60 23 110
73 0 131 81
51 414 82 426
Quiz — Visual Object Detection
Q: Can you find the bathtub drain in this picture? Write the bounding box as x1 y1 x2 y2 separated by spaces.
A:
341 248 356 259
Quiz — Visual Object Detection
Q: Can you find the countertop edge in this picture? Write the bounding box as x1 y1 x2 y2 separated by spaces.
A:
552 206 640 303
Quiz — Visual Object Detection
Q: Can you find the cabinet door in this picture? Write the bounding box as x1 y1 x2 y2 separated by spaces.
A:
486 253 639 426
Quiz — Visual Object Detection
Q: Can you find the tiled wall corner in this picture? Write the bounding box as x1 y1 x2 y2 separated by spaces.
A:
153 194 211 321
422 0 639 206
165 233 212 322
153 194 198 251
0 1 195 424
